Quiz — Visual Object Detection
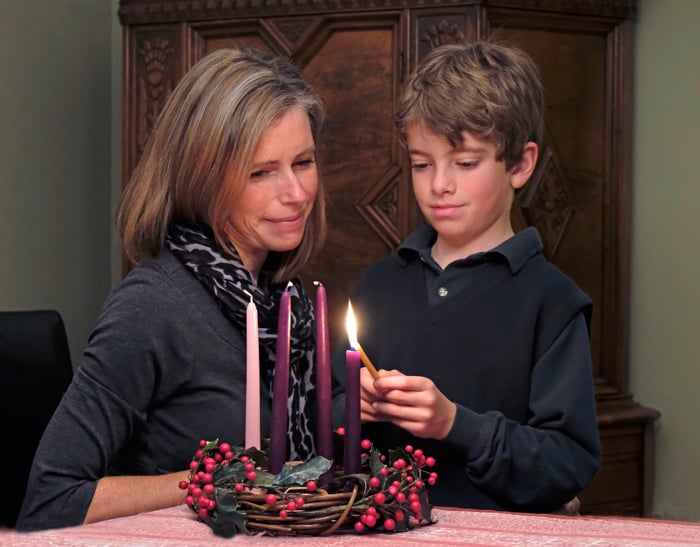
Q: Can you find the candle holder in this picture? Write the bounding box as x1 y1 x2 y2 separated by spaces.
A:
182 434 437 537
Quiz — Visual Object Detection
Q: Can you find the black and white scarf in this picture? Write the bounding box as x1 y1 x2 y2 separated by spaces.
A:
166 223 316 460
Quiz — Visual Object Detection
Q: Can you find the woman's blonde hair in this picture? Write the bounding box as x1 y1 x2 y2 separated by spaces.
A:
395 41 544 170
117 48 326 282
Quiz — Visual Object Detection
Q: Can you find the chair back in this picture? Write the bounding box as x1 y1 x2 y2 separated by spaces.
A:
0 310 73 527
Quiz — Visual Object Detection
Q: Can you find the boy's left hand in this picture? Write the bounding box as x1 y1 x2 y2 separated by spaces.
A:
371 370 457 440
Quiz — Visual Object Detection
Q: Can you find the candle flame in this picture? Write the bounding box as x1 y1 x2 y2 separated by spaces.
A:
346 301 359 349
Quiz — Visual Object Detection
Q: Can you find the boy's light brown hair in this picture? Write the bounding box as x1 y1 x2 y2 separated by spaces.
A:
395 40 544 170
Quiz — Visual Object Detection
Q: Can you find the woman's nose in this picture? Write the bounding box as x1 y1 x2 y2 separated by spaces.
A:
278 169 306 203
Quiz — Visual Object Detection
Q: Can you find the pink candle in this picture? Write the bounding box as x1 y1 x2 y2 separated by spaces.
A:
344 348 361 474
244 290 260 450
314 281 333 461
269 283 292 474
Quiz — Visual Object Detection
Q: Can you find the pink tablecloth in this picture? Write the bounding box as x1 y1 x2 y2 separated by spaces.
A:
2 505 700 546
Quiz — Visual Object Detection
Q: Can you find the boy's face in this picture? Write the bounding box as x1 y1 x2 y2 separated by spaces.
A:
406 123 536 256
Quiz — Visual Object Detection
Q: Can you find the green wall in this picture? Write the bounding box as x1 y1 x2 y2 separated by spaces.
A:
630 0 700 522
0 1 113 366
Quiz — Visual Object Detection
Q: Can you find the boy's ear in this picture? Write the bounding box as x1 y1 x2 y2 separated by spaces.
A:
509 142 538 190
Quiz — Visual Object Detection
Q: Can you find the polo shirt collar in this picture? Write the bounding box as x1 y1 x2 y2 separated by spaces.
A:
398 223 543 274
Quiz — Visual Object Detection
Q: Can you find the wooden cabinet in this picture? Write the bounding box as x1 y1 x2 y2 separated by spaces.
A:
118 0 659 516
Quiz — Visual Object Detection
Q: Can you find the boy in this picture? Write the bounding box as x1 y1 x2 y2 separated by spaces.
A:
333 41 600 512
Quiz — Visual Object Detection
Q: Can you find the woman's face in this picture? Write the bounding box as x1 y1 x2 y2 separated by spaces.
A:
226 106 318 279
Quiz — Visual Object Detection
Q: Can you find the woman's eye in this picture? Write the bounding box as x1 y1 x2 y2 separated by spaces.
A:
294 158 316 169
250 170 267 180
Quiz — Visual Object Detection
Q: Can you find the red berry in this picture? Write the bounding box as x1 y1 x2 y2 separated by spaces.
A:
247 471 257 481
379 468 389 476
198 507 209 519
396 492 406 503
415 480 424 488
306 480 317 492
265 493 277 505
219 442 231 453
280 509 288 518
240 455 250 463
425 456 436 467
361 439 371 450
208 499 216 510
387 485 398 497
413 449 423 459
189 461 198 470
354 521 365 532
405 444 414 453
225 451 234 459
192 487 202 498
337 427 345 435
178 480 188 490
410 501 422 513
203 484 215 495
201 473 213 484
185 495 193 506
366 507 377 517
369 477 380 489
383 518 396 531
235 483 244 492
373 492 386 505
428 477 437 485
195 449 203 458
364 514 377 527
295 497 304 507
214 453 222 462
199 439 206 447
395 509 405 522
287 501 297 511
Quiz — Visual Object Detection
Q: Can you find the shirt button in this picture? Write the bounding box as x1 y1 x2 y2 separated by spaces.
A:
438 286 448 297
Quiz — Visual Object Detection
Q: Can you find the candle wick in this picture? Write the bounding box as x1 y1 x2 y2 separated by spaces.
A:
285 281 293 290
243 289 254 303
313 280 323 287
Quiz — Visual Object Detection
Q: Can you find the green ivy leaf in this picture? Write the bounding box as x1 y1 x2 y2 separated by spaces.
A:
207 491 248 538
273 456 333 486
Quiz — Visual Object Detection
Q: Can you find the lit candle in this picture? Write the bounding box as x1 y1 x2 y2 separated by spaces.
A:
344 302 362 474
314 281 333 462
244 290 260 450
346 301 380 380
269 282 292 474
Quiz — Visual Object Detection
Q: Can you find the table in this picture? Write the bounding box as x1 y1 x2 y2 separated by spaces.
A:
2 505 700 546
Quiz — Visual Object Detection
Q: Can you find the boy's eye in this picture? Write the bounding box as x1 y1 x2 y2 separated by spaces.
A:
411 162 430 170
458 161 478 168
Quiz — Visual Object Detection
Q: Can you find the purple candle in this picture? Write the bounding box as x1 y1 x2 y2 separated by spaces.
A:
314 281 333 462
343 349 361 474
269 284 291 474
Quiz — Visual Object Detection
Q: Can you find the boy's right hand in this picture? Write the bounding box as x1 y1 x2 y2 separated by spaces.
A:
359 368 398 422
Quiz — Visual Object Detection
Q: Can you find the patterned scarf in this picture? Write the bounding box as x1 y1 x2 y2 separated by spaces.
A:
166 223 316 460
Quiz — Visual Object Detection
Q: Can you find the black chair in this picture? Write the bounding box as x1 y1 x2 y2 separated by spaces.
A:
0 310 73 527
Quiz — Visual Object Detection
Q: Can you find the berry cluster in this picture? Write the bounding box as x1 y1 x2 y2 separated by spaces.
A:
180 435 437 537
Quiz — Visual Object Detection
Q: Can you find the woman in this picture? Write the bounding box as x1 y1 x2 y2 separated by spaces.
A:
17 48 326 531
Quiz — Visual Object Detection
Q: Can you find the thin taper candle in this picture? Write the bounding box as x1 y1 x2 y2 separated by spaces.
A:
244 290 260 450
269 283 292 474
314 281 333 462
344 348 361 474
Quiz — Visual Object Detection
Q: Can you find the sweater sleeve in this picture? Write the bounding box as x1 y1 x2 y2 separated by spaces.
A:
444 313 601 512
15 267 192 531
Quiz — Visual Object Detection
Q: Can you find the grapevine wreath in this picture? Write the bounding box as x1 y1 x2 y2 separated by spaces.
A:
180 433 438 537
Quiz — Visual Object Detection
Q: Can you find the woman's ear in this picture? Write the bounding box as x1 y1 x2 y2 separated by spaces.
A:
510 142 538 190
